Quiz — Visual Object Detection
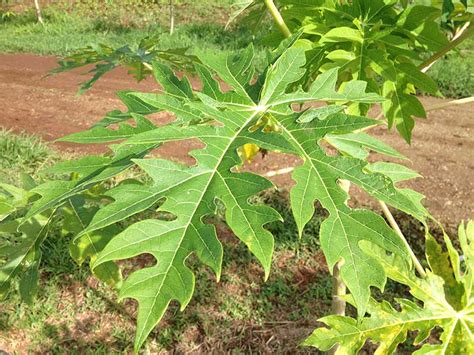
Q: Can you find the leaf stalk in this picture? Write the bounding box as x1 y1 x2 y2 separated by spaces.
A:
420 23 473 73
378 201 427 278
426 96 474 111
263 0 292 38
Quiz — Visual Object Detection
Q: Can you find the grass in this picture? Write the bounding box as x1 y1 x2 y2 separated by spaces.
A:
0 1 264 57
428 44 474 98
0 129 60 184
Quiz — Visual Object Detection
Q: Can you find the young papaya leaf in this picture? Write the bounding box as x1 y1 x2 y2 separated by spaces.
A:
50 38 200 94
91 47 285 352
88 46 429 350
382 81 427 143
305 222 474 354
80 45 385 350
7 44 434 352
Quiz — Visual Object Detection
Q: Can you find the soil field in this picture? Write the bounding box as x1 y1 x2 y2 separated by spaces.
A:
0 53 472 230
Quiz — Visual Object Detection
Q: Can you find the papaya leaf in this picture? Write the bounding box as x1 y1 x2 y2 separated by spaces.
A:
305 221 474 354
0 211 54 301
366 162 421 183
23 142 156 222
58 114 156 144
325 132 407 160
50 37 199 94
88 46 419 350
6 45 432 352
62 196 122 288
256 0 449 142
86 46 293 351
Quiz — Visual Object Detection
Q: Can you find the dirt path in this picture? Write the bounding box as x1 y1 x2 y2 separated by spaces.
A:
0 53 472 229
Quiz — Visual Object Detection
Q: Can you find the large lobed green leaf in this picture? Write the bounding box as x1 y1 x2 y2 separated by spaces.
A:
88 46 426 350
304 221 474 354
2 44 431 352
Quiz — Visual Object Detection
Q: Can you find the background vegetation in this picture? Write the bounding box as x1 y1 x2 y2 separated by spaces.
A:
1 0 472 98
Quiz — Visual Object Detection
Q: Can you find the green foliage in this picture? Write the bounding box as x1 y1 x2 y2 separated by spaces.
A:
0 181 52 304
428 52 474 98
0 178 123 304
2 2 470 352
417 0 473 32
51 36 199 93
304 221 474 353
0 44 431 352
234 0 452 142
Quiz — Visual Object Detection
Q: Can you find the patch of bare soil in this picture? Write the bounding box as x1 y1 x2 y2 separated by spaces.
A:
0 54 472 228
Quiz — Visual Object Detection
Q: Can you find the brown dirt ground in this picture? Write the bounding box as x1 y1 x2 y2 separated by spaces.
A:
0 53 472 230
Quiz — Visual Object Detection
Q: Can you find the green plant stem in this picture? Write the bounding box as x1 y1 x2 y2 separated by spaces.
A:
263 0 292 38
419 23 473 73
426 96 474 111
379 201 427 278
375 96 474 121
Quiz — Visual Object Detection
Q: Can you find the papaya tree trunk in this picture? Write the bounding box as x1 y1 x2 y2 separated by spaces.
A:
34 0 44 25
328 180 349 354
331 262 346 313
169 0 175 35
